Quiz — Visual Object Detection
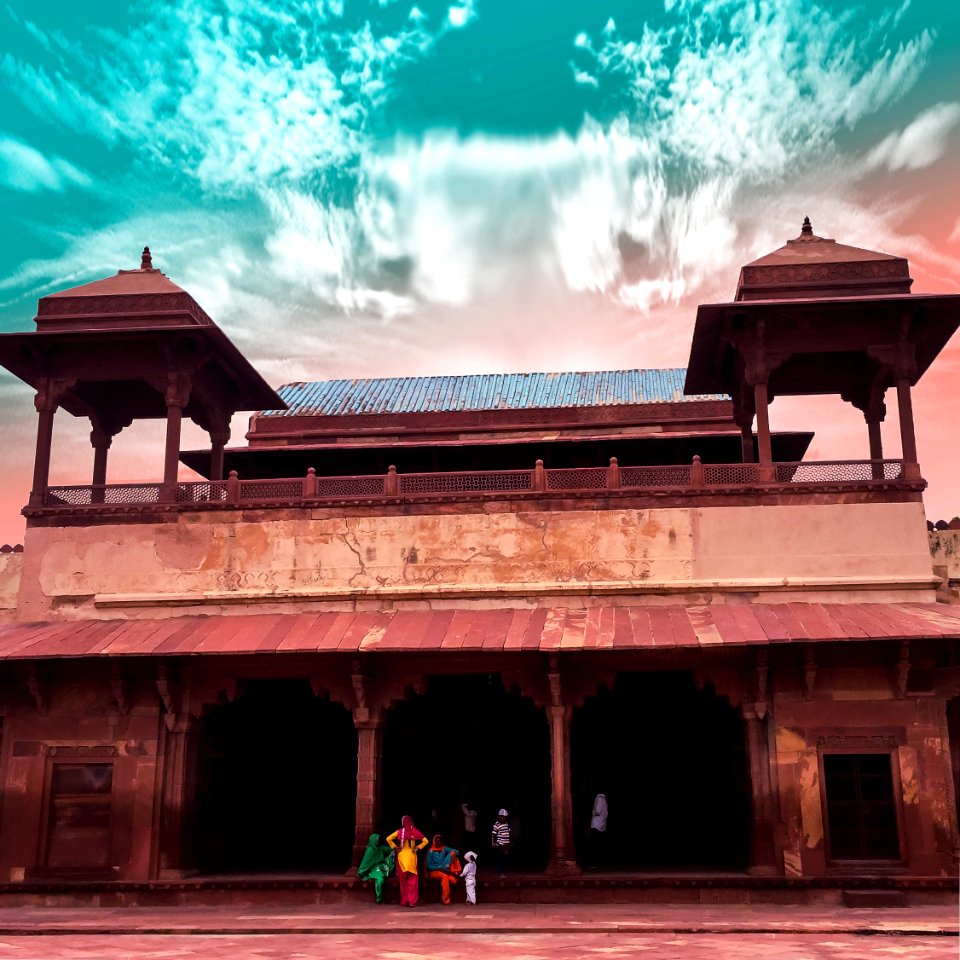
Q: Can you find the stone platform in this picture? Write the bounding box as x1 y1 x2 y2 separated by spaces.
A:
0 902 955 936
0 873 955 908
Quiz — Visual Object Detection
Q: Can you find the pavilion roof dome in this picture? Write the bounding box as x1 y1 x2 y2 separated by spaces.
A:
35 247 213 329
735 218 913 301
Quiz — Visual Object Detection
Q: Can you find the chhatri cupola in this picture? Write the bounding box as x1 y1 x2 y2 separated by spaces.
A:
685 219 960 480
0 248 284 505
735 217 913 301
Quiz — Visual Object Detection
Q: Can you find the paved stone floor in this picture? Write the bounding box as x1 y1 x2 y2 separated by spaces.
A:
0 932 955 960
0 904 954 959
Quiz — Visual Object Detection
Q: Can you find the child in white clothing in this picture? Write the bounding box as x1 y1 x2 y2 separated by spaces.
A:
462 850 477 904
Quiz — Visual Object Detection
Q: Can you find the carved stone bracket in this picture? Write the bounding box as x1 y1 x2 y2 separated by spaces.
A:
109 659 130 716
25 663 48 715
754 648 769 719
34 376 78 413
897 640 911 699
156 661 181 731
804 645 817 701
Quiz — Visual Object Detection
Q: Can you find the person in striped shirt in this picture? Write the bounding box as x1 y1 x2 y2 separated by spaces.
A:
491 808 511 875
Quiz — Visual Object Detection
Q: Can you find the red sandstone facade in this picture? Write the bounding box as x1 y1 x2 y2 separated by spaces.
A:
0 225 958 899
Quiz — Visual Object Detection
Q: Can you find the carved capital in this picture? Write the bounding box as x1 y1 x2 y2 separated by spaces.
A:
34 377 76 413
165 370 192 409
25 663 48 715
156 661 181 730
109 659 130 716
754 647 769 720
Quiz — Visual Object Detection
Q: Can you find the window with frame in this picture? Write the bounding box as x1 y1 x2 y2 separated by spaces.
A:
822 752 900 861
45 763 113 871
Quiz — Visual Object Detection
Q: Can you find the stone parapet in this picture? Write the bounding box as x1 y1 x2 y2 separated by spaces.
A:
13 499 937 620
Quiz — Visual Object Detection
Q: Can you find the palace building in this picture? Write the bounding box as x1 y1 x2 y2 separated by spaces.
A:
0 220 958 899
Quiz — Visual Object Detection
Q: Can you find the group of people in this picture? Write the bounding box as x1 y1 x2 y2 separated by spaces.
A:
357 808 513 907
357 794 608 905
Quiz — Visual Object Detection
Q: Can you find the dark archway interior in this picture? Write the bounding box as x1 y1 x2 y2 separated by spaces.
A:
381 674 551 869
571 671 750 870
192 678 357 874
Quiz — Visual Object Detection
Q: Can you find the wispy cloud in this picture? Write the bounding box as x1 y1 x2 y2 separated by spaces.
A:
0 135 91 193
0 0 948 331
865 102 960 171
1 2 446 192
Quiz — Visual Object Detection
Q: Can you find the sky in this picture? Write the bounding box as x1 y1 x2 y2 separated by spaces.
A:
0 0 958 543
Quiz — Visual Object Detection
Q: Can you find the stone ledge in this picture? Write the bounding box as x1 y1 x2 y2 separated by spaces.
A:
90 575 941 608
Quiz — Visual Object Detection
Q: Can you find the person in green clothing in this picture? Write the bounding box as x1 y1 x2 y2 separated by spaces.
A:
357 833 395 904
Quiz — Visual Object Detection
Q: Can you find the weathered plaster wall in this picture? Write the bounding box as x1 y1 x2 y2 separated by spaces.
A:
774 693 957 878
0 676 161 882
930 529 960 599
0 553 22 622
15 500 936 619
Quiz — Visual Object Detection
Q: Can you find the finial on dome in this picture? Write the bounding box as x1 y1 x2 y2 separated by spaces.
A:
140 246 153 270
801 217 813 237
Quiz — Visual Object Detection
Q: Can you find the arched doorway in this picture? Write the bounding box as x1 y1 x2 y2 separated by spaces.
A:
381 674 551 869
191 678 357 874
571 671 751 870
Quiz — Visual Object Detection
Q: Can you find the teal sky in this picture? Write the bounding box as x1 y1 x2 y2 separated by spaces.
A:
0 0 959 539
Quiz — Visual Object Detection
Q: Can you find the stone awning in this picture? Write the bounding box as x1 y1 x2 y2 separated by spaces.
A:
1 603 959 659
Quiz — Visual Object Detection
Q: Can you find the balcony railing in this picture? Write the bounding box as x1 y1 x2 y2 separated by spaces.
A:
36 458 915 513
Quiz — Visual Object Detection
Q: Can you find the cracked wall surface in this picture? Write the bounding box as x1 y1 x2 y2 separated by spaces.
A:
13 499 936 619
0 553 21 623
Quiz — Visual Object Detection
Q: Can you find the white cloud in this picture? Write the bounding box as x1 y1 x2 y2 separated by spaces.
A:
865 102 960 172
0 0 949 340
447 0 477 29
0 135 91 192
1 2 443 192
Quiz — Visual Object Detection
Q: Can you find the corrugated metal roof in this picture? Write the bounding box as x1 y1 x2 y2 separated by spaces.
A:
1 603 957 659
264 368 726 417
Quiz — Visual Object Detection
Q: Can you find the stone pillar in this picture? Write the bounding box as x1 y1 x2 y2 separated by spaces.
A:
210 437 226 483
90 424 113 504
753 381 775 481
29 401 57 506
740 425 754 464
544 663 579 875
744 711 778 875
546 703 578 874
351 709 383 870
208 419 231 483
157 716 196 879
161 374 190 503
895 377 921 479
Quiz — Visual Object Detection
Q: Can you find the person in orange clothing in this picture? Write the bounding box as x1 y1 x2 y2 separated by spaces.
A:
425 834 461 905
386 815 428 908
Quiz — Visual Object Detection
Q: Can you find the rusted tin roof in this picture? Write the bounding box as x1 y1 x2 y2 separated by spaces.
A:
1 603 957 659
265 368 725 417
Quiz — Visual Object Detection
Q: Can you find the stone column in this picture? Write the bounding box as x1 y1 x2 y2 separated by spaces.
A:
157 715 196 879
753 381 774 480
208 417 231 483
90 424 113 504
744 710 778 874
740 425 755 464
351 709 383 870
30 408 56 506
546 703 579 874
161 373 190 503
29 381 63 506
895 377 921 479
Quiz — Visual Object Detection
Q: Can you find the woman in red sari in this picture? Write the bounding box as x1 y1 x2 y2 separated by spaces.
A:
386 815 428 908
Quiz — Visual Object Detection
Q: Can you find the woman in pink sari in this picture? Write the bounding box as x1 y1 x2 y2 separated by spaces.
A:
386 815 428 907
